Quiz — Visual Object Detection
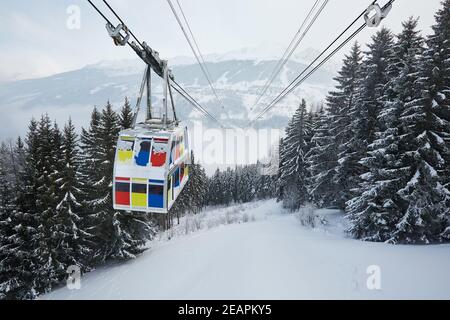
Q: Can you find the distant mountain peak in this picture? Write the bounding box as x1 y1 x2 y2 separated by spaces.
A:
170 45 340 71
0 48 338 138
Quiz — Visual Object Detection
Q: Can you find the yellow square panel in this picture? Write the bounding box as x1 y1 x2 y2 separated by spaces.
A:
131 181 147 207
132 193 147 207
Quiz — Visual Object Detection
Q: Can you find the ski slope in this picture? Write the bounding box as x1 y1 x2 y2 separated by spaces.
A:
43 200 450 300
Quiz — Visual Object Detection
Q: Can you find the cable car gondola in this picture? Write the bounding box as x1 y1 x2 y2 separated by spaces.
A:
113 120 190 213
103 20 191 214
86 1 223 214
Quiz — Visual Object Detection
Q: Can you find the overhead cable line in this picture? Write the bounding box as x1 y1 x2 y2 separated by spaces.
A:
250 1 377 122
250 0 328 112
167 0 226 111
171 79 225 128
175 0 219 100
253 24 366 122
250 0 395 123
87 0 114 25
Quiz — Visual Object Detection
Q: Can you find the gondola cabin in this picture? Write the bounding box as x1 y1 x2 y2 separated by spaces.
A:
113 123 190 213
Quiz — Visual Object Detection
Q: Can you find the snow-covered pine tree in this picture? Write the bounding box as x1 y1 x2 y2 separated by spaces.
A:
276 138 285 202
253 164 264 200
0 144 12 211
170 188 189 222
88 102 121 261
347 18 427 243
358 28 395 144
34 115 58 215
256 161 277 200
207 165 268 206
233 167 242 204
327 42 363 209
233 166 244 204
11 137 26 209
345 28 395 218
51 122 65 202
278 99 312 211
427 0 450 193
239 165 259 203
90 102 151 261
50 119 92 277
307 106 339 208
234 167 245 204
171 151 207 217
278 122 294 207
188 153 208 213
0 121 41 299
79 107 104 264
81 103 140 261
32 115 62 293
0 142 15 218
393 3 450 243
119 97 134 130
110 210 155 260
223 168 235 205
0 142 16 299
207 169 223 205
209 168 233 206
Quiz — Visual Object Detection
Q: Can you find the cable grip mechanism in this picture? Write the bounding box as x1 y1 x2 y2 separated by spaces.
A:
364 3 392 28
106 23 130 46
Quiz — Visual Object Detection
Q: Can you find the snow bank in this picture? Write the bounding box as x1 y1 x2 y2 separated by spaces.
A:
156 200 282 243
43 200 450 300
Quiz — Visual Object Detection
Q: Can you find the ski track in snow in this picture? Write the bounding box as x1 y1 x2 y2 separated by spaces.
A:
43 200 450 300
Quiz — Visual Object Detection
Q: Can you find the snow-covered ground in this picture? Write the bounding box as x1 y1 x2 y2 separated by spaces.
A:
43 200 450 300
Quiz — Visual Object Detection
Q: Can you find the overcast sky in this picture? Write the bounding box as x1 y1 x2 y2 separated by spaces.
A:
0 0 443 82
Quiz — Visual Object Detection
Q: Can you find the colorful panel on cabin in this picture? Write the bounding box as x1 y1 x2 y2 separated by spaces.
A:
174 167 180 188
135 139 151 167
168 177 173 203
131 179 147 207
175 139 180 160
115 178 130 206
180 163 185 182
117 137 135 164
148 180 164 208
151 139 168 167
170 141 175 164
180 136 185 157
170 137 182 164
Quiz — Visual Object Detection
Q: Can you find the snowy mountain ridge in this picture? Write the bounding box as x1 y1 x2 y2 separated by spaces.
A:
0 46 339 139
88 45 340 72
